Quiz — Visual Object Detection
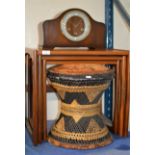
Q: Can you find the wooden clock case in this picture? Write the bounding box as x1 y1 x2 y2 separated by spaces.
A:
43 8 106 49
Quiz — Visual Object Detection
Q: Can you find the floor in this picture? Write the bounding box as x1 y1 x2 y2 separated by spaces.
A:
25 121 130 155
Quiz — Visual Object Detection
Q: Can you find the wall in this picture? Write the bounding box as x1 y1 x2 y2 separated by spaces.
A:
114 0 130 50
25 0 130 120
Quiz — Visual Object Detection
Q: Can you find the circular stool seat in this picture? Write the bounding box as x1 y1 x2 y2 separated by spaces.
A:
47 64 114 149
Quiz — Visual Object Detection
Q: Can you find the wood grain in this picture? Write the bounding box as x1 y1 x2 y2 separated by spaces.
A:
42 8 106 49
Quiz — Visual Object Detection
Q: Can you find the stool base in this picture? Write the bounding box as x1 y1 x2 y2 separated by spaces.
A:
48 132 113 150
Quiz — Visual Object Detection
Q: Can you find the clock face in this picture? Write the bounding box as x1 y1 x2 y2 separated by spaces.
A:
60 10 91 42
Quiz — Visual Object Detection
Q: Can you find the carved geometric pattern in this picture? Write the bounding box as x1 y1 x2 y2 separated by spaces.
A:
61 100 101 123
62 100 83 123
62 90 105 104
86 119 101 133
85 89 103 102
55 117 65 131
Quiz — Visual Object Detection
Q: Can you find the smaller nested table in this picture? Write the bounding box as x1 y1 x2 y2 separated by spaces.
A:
47 64 114 149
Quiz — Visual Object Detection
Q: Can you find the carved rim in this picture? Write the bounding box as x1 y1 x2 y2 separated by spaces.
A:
60 10 91 42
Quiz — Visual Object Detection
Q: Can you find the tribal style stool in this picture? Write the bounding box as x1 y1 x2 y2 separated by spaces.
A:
47 64 114 149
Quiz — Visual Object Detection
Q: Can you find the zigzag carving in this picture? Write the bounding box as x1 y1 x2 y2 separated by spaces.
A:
62 91 104 104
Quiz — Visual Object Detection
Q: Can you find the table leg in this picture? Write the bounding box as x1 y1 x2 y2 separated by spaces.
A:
118 56 126 136
113 60 121 134
31 51 39 144
42 59 47 140
123 55 130 136
38 55 44 143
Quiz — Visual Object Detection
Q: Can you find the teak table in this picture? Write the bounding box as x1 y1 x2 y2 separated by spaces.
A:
25 49 130 145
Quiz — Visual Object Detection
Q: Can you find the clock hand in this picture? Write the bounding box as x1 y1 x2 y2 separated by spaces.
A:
73 20 84 28
68 19 82 27
75 22 84 29
73 22 81 28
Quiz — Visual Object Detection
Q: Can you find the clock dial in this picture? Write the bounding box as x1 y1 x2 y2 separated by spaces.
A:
66 16 85 36
60 10 91 42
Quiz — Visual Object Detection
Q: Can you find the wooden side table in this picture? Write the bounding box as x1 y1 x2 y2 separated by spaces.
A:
38 49 130 142
25 49 130 144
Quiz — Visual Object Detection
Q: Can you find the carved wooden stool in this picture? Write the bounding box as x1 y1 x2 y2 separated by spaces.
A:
47 64 114 149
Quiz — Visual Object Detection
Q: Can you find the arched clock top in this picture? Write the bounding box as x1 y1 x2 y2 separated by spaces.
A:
43 8 106 49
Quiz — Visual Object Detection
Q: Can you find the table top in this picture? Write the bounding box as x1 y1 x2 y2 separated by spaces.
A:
37 49 129 56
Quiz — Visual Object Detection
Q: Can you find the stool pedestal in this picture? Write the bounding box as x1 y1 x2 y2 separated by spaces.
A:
47 71 113 149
